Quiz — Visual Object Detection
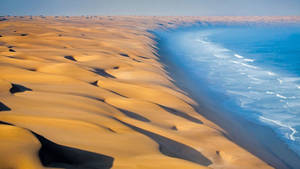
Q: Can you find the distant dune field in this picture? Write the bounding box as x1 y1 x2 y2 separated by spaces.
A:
0 16 293 169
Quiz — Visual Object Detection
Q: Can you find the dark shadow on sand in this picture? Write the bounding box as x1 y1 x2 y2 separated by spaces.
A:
159 105 203 124
138 56 150 59
92 68 115 78
34 133 114 169
117 108 151 122
10 83 32 94
64 56 77 61
0 102 11 111
119 53 130 57
115 118 212 166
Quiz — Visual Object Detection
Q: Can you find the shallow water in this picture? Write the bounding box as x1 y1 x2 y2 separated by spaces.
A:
156 24 300 156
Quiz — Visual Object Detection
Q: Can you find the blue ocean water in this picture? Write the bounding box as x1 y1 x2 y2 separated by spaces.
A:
159 24 300 155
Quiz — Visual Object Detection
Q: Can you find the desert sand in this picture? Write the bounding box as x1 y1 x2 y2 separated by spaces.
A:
1 16 294 169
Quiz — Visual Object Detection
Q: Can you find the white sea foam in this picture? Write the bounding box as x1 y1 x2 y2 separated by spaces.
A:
291 128 297 141
260 116 297 141
244 59 255 62
234 54 244 58
214 54 227 58
247 75 260 81
240 63 257 69
266 91 275 95
231 60 240 64
276 94 287 99
267 71 276 76
195 39 210 45
231 60 257 69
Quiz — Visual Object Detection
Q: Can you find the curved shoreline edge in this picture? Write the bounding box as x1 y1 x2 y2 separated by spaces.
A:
153 27 300 169
1 16 299 169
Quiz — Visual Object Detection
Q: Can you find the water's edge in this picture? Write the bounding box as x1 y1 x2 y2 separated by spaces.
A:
152 28 300 169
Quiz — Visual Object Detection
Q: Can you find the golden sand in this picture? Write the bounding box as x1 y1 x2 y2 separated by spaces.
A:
0 16 280 169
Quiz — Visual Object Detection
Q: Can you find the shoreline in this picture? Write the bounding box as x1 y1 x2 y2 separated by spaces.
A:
154 27 300 169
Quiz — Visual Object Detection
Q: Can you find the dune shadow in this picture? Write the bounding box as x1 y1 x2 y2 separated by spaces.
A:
119 53 130 57
90 81 99 86
117 108 150 122
33 133 114 169
64 56 77 61
79 94 105 103
92 68 115 78
171 126 178 131
106 89 127 98
10 83 32 94
0 121 13 125
115 118 212 166
0 102 11 111
132 58 141 63
159 105 203 124
138 56 150 59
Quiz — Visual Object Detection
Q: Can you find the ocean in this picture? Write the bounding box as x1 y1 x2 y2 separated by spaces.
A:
155 23 300 157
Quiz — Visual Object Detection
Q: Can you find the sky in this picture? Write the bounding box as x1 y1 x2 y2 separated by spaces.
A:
1 0 300 16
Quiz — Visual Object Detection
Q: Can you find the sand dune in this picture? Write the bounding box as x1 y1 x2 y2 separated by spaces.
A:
0 121 114 169
0 16 281 169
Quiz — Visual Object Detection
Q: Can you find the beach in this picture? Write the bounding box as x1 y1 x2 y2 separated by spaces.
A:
0 16 298 169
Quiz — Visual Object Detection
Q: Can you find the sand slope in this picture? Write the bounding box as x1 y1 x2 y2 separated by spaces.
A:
0 16 276 169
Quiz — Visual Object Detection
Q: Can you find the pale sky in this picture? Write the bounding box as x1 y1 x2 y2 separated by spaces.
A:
1 0 300 16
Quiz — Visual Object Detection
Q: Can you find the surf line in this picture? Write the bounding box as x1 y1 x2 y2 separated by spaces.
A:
259 116 297 141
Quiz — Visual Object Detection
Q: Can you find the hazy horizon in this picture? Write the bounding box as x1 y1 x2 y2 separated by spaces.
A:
1 0 300 16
